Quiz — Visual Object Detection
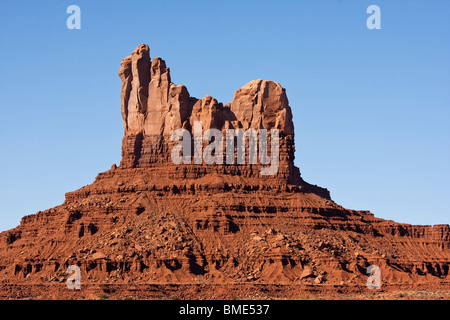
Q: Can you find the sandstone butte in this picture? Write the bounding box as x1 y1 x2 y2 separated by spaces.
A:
0 44 448 299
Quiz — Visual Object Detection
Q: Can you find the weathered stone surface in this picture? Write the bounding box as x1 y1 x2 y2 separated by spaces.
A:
119 44 151 134
229 79 294 135
117 46 305 188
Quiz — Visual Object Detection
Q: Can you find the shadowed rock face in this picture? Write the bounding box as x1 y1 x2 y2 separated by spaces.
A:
0 45 448 296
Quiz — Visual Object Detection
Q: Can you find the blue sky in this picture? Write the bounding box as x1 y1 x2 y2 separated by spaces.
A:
0 0 449 232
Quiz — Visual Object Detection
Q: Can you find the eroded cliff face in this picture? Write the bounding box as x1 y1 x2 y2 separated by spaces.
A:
0 45 448 295
117 44 305 186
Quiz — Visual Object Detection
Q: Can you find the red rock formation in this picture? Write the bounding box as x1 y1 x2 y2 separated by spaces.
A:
0 45 448 298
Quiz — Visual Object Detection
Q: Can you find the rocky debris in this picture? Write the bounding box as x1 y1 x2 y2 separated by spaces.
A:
300 266 314 280
314 275 324 284
0 44 448 296
92 252 106 260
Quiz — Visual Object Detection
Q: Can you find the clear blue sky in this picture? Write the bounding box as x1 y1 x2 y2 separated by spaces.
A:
0 0 449 232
